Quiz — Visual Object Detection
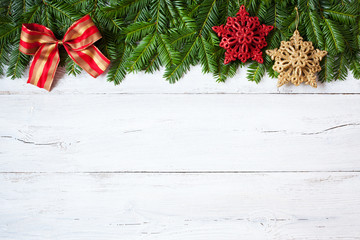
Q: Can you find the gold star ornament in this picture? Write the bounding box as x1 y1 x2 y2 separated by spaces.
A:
266 30 327 88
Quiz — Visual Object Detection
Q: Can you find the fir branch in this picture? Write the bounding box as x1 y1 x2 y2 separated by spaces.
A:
197 0 218 37
124 21 156 43
214 59 240 82
66 56 82 76
169 28 197 46
0 24 19 45
333 53 348 81
103 0 150 17
164 35 198 83
1 0 359 85
157 34 180 67
107 44 131 84
143 52 161 73
126 33 157 72
323 3 359 25
0 15 12 24
165 0 218 82
322 17 345 54
0 42 9 76
247 62 265 83
318 55 330 83
199 36 217 73
6 48 30 79
22 4 41 23
350 59 360 79
303 10 324 48
46 1 80 22
151 0 168 32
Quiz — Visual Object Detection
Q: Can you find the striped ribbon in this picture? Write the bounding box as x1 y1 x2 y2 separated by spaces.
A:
19 15 110 91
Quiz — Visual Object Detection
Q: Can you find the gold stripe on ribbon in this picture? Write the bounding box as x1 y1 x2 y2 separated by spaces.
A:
80 47 108 71
43 50 60 91
63 19 95 42
67 49 100 77
31 44 57 86
65 31 102 50
20 15 110 91
21 32 56 44
19 45 38 55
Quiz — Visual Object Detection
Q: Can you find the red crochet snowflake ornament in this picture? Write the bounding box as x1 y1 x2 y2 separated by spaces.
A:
212 5 274 64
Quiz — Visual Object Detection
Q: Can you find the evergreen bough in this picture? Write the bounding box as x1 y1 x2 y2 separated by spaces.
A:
0 0 359 85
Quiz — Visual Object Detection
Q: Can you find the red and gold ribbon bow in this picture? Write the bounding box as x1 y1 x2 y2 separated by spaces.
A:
19 15 110 91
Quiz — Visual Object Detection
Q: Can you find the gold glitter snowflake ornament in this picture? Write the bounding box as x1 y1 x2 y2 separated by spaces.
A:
266 30 327 88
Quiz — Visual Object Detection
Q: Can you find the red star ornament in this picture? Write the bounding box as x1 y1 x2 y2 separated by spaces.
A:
212 5 274 64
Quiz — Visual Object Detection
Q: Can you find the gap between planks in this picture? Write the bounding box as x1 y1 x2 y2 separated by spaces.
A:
2 92 360 95
1 171 360 174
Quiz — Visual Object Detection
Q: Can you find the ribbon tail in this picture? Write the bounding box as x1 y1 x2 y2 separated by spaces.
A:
27 43 60 91
65 45 110 78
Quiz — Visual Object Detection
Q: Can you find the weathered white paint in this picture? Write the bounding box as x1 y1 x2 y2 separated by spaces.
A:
0 173 359 240
1 67 360 239
1 94 360 172
1 65 360 94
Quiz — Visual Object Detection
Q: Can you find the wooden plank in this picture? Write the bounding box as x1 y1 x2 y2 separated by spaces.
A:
1 66 360 94
0 173 359 239
1 94 360 172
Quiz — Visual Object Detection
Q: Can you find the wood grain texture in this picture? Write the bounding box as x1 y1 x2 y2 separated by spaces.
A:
0 173 359 240
1 66 360 94
1 69 360 239
1 94 360 172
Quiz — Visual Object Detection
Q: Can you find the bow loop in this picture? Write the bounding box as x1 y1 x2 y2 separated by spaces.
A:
19 23 57 55
19 15 110 91
62 15 102 51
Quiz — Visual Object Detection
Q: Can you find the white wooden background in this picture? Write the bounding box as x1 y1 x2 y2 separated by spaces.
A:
1 66 360 240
